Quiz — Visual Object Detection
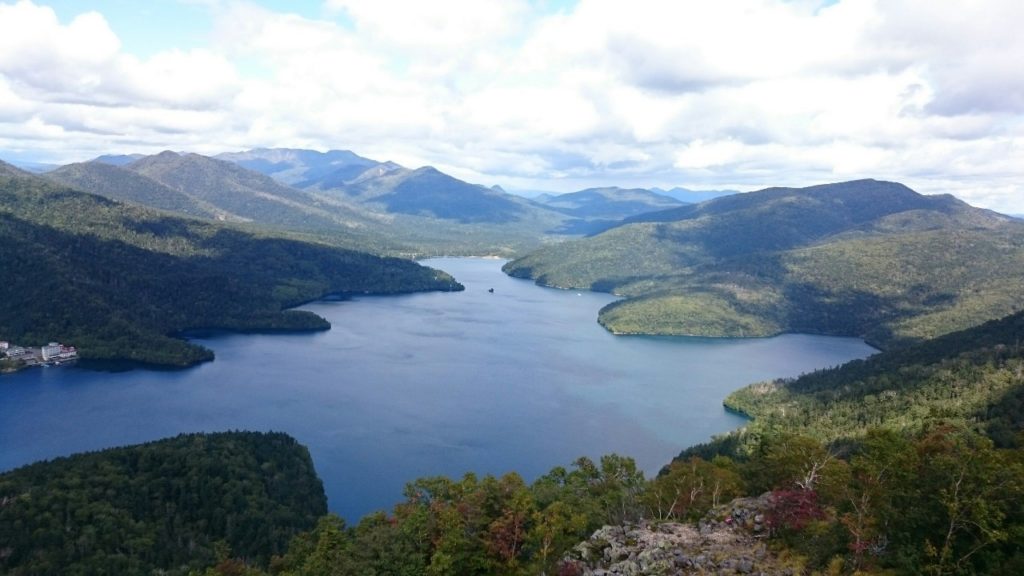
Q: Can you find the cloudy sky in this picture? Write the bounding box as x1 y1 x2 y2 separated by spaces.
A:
1 0 1022 211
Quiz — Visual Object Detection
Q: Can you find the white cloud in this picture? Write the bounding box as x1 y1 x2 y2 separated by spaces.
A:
0 0 1022 211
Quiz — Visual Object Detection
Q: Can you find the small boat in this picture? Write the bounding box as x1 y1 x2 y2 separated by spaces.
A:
488 288 495 293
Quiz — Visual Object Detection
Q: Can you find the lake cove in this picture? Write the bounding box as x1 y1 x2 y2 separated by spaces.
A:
0 258 875 522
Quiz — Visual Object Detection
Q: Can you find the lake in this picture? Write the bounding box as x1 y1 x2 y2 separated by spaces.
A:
0 258 876 521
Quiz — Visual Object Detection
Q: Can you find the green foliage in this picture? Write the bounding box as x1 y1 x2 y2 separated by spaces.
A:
0 171 462 366
505 179 1024 348
47 161 223 219
0 432 327 576
670 308 1024 574
722 310 1024 446
260 456 650 576
643 456 743 521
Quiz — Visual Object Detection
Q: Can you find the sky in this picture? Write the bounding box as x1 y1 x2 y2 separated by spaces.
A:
0 1 1022 211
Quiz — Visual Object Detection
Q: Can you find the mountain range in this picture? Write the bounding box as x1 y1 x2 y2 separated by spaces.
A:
17 145 1024 355
40 148 718 257
505 179 1024 348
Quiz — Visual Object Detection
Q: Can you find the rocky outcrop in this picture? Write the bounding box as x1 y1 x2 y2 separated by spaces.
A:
563 494 800 575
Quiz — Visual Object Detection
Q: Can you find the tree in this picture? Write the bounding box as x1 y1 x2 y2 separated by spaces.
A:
643 457 742 521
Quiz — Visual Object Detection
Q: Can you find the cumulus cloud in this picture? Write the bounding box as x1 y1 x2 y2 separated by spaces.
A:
0 0 1022 212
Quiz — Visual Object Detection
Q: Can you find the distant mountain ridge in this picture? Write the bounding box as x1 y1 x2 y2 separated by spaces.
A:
93 153 146 166
0 159 30 178
505 179 1024 348
651 186 739 203
215 148 382 187
122 151 378 238
535 186 685 219
215 148 707 229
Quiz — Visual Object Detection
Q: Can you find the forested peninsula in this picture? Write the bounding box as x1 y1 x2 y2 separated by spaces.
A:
0 163 462 367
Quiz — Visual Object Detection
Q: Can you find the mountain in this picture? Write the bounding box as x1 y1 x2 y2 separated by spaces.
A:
0 431 326 575
124 151 377 238
0 159 30 178
504 179 1024 348
215 148 382 187
45 161 222 219
92 153 146 166
48 150 570 257
535 186 686 219
304 159 404 191
652 186 740 203
333 165 535 224
0 165 462 366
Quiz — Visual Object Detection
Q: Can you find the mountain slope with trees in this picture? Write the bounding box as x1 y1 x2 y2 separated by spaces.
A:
68 150 572 257
0 431 326 576
0 166 462 366
719 309 1024 449
536 186 685 220
124 151 376 236
46 161 223 219
214 148 382 187
504 179 1024 347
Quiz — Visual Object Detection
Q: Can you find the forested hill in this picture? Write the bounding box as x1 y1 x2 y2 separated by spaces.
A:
0 432 326 576
0 159 30 177
720 308 1024 448
124 151 377 237
504 179 1024 348
46 161 223 219
0 167 462 367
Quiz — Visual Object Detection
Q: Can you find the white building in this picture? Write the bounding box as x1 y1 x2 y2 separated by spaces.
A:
41 342 62 361
0 341 8 351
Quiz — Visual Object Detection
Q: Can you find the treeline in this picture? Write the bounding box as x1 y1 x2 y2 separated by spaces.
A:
189 426 1024 576
0 432 327 576
4 430 1023 574
721 310 1024 447
0 171 462 367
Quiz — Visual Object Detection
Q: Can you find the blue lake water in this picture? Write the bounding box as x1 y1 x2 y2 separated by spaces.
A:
0 258 876 521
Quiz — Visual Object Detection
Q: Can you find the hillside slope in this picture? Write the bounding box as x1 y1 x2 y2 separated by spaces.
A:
537 186 685 219
152 149 576 256
719 308 1024 447
125 151 375 236
504 179 1024 347
0 167 462 366
215 148 381 187
0 432 325 575
45 161 222 219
